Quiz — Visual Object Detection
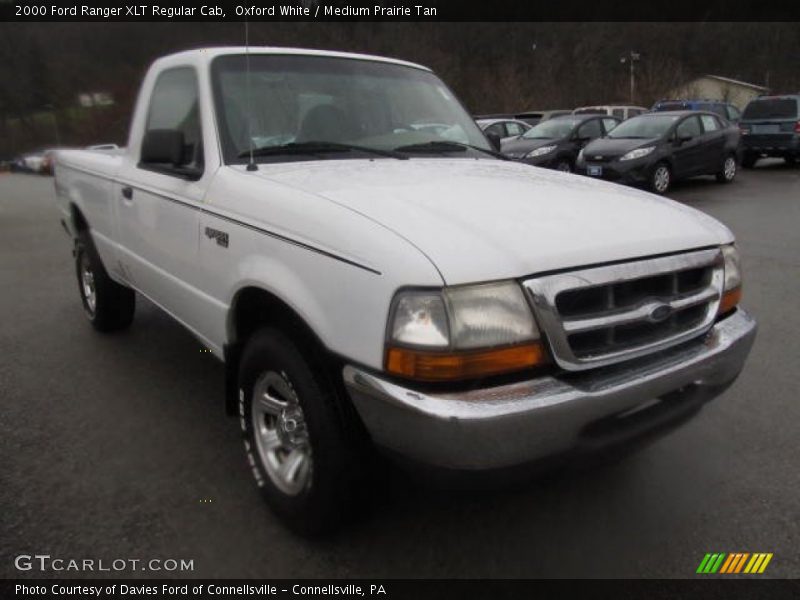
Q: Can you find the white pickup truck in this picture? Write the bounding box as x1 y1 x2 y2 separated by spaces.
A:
55 47 756 534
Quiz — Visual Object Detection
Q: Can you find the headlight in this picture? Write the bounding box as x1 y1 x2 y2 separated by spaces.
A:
719 244 742 315
620 146 655 161
527 145 556 158
385 282 546 381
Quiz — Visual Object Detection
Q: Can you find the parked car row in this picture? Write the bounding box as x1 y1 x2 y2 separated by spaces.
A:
7 144 121 175
485 93 799 194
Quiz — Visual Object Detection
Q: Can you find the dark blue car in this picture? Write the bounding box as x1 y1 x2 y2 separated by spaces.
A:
652 100 741 124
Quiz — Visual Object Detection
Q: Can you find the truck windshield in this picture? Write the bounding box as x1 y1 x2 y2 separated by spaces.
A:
607 115 680 138
211 54 491 163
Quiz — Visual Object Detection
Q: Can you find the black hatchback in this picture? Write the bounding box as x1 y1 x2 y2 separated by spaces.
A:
501 114 621 172
576 111 741 194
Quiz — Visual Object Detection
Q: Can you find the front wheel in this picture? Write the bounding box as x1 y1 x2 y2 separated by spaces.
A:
649 162 671 194
75 232 135 332
238 327 368 535
716 154 737 183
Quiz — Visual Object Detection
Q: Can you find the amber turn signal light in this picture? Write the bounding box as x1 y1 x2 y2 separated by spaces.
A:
385 342 546 382
719 286 742 316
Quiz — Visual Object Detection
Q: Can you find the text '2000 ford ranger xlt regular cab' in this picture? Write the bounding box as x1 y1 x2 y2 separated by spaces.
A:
55 48 756 534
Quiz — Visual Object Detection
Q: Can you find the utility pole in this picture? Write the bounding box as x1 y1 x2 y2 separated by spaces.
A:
620 51 641 104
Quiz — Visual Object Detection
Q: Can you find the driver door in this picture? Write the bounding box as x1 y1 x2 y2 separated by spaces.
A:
114 67 208 330
672 115 704 178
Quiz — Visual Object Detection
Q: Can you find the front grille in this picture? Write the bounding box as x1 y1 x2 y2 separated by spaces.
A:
524 249 724 370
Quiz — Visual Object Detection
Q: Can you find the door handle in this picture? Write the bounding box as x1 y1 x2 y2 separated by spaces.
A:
121 186 133 200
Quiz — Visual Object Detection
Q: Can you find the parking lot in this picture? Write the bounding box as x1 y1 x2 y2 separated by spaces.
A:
1 164 798 578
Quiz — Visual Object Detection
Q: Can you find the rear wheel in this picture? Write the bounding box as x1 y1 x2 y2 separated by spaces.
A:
649 162 671 194
741 153 758 169
715 154 737 183
238 327 369 535
75 231 135 332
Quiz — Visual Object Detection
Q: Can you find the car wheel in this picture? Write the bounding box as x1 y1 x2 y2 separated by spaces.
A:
649 162 671 194
784 156 798 166
741 153 758 169
716 154 737 183
238 327 368 535
75 231 135 332
554 159 572 173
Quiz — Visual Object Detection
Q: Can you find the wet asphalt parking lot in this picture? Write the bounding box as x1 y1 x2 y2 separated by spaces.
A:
1 162 798 578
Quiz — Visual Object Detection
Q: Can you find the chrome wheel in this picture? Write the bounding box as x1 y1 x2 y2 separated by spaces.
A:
723 156 736 180
653 165 670 193
251 370 312 496
80 256 97 316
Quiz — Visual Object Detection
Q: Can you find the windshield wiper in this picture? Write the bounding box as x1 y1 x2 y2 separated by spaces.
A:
394 141 508 160
238 141 407 160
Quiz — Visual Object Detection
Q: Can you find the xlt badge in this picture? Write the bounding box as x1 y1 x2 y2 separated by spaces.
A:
204 226 229 248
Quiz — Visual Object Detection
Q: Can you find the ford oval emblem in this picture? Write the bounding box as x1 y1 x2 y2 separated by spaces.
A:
650 303 673 322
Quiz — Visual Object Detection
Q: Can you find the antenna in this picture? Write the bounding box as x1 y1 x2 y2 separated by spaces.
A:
245 19 257 171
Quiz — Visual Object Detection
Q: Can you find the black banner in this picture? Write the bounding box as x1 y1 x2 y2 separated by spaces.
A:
2 0 800 22
3 580 800 600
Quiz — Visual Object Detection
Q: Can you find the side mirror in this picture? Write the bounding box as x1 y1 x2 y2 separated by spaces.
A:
485 130 502 152
677 134 693 144
141 129 185 166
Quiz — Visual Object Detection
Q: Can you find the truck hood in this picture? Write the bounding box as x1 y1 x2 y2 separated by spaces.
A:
251 159 732 285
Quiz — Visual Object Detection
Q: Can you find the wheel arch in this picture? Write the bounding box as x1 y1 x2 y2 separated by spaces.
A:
69 202 90 237
223 286 339 416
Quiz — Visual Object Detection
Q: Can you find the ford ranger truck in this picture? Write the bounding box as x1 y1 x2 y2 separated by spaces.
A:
54 48 757 534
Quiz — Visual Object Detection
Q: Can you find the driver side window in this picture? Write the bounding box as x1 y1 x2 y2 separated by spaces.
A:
577 119 602 140
676 116 702 139
144 67 204 172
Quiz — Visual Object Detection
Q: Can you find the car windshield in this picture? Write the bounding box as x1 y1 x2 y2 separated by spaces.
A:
521 118 579 139
742 98 798 120
211 54 491 163
607 115 680 138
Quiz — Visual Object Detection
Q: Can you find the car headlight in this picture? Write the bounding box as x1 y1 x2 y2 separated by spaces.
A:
719 244 742 315
385 282 546 381
620 146 655 161
527 145 556 158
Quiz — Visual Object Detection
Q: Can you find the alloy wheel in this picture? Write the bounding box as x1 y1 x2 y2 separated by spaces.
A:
251 370 313 496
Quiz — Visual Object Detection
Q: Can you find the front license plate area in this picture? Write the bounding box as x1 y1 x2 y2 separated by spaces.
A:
587 165 603 176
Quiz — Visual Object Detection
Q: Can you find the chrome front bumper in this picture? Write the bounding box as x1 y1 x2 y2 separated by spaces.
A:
344 309 756 471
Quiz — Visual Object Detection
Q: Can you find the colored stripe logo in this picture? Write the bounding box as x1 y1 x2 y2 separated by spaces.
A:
696 553 773 574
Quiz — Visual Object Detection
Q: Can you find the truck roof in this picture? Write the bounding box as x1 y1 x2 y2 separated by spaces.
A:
152 46 431 72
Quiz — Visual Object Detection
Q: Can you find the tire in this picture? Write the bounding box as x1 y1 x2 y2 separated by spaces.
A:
741 153 758 169
75 231 135 332
554 159 572 173
649 162 671 195
238 327 368 535
785 155 798 166
715 154 737 183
